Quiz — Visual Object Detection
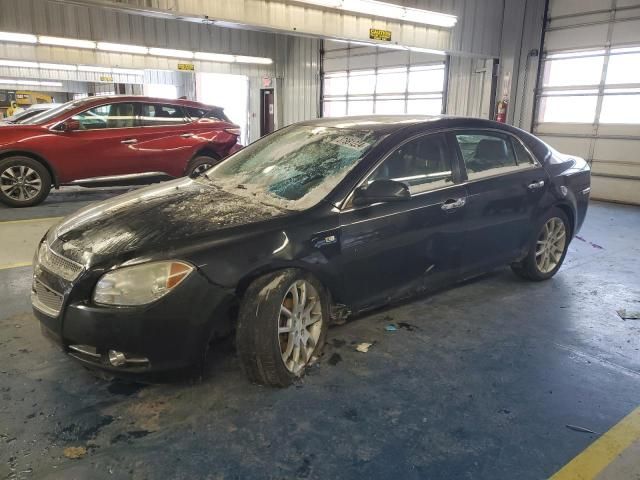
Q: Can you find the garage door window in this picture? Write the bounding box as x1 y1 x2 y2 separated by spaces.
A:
538 46 640 125
323 63 445 117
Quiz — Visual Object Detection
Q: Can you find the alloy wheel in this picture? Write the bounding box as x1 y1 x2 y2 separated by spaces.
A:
0 165 42 201
535 217 566 273
191 163 213 178
278 280 323 374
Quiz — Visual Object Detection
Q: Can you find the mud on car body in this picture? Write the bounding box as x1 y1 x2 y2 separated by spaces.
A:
31 116 591 386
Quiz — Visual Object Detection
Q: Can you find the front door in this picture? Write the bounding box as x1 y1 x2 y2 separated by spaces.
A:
51 101 140 181
452 130 549 274
339 132 468 310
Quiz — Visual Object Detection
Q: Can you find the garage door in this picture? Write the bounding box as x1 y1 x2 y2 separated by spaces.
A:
534 0 640 205
321 41 447 117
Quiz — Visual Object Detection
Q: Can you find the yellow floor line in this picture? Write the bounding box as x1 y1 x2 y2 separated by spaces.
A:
0 216 63 226
0 261 32 271
550 406 640 480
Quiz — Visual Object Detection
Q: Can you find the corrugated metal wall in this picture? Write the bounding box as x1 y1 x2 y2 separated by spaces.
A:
446 56 494 117
280 36 321 126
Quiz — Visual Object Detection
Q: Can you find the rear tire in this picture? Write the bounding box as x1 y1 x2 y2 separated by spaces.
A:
185 155 219 178
236 269 329 387
511 207 570 281
0 156 51 207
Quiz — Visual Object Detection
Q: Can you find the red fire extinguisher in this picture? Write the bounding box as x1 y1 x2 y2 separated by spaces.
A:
495 97 508 123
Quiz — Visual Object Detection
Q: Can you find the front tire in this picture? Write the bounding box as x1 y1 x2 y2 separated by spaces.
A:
236 269 329 387
512 207 570 281
0 156 51 207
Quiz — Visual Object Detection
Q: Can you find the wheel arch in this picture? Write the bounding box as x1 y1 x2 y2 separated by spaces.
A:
184 147 222 175
554 201 576 238
0 150 59 187
235 263 340 306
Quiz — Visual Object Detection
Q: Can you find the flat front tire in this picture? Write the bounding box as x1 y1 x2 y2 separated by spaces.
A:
512 207 570 281
236 269 329 387
0 156 51 207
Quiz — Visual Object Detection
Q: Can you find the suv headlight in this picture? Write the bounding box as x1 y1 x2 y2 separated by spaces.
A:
93 261 194 306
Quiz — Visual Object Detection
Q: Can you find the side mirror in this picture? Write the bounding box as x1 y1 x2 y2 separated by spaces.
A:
59 119 80 132
352 179 411 207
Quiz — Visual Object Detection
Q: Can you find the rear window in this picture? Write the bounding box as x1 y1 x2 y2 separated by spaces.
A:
185 106 229 122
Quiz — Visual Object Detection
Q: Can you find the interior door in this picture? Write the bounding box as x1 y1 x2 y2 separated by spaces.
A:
453 130 549 274
338 132 468 310
260 89 275 137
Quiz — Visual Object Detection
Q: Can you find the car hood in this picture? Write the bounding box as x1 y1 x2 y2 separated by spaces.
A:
48 178 290 265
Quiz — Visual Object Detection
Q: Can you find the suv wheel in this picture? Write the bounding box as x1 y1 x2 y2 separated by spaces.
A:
186 155 219 178
0 156 51 207
236 269 329 387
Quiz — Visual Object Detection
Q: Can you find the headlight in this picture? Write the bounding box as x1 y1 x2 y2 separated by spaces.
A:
93 261 194 306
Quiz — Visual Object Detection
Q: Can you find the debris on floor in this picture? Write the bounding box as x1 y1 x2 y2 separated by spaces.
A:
616 309 640 320
355 342 373 353
566 424 598 435
63 446 87 459
385 324 398 332
328 353 342 365
397 322 418 331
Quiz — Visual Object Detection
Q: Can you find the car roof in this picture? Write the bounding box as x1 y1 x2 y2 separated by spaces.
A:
298 115 516 133
79 95 223 111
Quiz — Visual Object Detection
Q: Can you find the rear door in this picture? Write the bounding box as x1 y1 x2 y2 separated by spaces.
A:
130 103 196 177
452 130 548 274
339 132 469 310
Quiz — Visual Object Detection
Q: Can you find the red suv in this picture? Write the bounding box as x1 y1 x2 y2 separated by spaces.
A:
0 96 242 207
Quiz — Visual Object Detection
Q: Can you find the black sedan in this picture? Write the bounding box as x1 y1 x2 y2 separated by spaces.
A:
32 116 591 386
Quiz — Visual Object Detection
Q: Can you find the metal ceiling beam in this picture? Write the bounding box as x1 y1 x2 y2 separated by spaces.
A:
50 0 453 53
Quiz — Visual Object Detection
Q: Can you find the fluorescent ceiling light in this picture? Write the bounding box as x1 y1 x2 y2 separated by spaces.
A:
149 47 193 59
235 55 273 64
97 42 149 55
294 0 457 28
112 67 145 76
409 46 447 56
0 31 37 43
0 60 39 68
39 36 96 49
195 52 235 62
0 78 63 87
39 62 78 71
78 65 112 73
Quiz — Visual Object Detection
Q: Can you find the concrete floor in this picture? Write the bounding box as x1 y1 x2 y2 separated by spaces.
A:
0 190 639 480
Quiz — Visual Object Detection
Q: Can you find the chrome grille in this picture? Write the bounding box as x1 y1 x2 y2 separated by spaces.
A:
37 242 84 282
31 279 63 317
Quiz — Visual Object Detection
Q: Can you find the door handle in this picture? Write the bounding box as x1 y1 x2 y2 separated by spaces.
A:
180 133 194 138
121 139 137 144
528 180 545 190
441 197 466 211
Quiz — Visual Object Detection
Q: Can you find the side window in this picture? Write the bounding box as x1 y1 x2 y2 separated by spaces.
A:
511 138 537 166
368 133 454 194
455 131 533 180
185 107 206 119
72 103 136 130
140 104 188 126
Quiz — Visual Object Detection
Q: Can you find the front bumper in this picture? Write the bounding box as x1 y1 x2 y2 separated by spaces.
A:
34 268 235 374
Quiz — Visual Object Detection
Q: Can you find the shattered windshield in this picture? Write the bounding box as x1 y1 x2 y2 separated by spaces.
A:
207 124 386 210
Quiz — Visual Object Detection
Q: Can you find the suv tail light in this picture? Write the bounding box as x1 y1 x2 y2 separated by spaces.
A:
225 128 241 136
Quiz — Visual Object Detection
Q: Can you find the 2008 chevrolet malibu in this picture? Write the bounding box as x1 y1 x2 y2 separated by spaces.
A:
32 116 591 386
